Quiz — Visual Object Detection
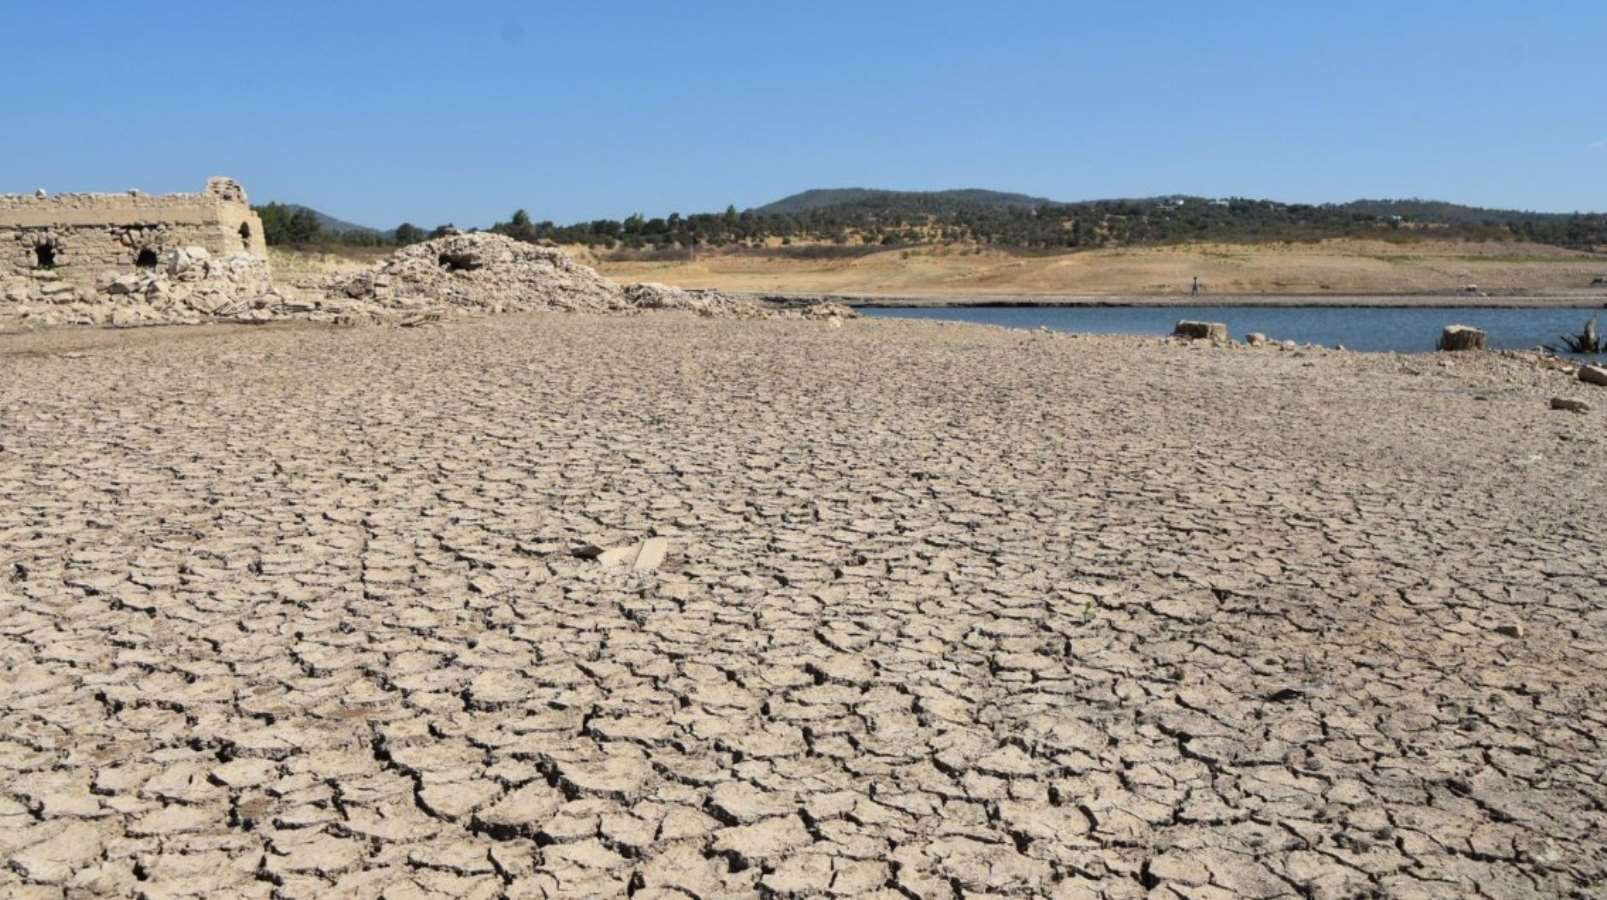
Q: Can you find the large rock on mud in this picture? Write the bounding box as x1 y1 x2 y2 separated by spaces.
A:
1438 325 1487 352
1174 320 1228 341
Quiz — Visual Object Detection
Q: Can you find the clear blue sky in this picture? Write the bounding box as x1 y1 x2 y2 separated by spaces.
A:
8 1 1604 228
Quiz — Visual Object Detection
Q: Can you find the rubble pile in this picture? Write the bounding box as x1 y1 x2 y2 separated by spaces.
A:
2 231 856 329
1 247 314 327
328 232 627 314
622 282 770 318
327 234 856 322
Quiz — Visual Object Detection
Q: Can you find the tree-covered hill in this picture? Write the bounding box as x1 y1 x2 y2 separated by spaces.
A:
258 191 1607 254
753 188 1053 216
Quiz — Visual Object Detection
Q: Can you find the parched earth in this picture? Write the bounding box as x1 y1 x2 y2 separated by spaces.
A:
0 315 1603 899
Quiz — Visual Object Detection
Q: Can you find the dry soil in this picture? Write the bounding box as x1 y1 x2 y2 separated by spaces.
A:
1 315 1604 898
591 239 1607 301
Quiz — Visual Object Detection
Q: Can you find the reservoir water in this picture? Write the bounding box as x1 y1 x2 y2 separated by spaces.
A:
859 304 1607 357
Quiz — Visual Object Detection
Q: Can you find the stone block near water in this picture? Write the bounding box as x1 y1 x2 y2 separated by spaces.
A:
1174 320 1229 341
1437 325 1487 352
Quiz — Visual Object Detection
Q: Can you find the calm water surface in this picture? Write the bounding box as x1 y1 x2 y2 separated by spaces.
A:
861 305 1607 357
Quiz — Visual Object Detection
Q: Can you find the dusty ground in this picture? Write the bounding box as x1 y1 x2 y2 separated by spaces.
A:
591 239 1607 300
1 315 1604 898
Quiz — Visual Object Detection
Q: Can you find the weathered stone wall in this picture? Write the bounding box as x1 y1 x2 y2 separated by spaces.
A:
0 177 267 303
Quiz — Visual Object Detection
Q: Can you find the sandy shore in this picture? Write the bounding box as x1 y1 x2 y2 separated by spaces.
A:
2 314 1604 897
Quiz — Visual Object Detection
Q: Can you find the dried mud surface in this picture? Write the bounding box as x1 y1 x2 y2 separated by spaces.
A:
1 315 1604 898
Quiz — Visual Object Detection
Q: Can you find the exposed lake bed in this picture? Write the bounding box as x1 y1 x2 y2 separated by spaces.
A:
2 312 1604 896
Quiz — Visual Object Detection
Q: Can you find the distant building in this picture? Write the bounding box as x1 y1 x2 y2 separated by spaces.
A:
1 177 267 294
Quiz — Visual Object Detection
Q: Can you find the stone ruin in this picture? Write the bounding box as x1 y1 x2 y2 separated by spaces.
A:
0 177 277 326
1 178 855 328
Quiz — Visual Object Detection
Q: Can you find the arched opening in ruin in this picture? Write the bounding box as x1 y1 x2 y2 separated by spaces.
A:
238 222 252 248
34 243 56 269
136 248 159 269
438 252 481 272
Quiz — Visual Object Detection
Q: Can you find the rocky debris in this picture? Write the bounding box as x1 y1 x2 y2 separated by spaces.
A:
621 282 765 318
4 234 858 331
1579 364 1607 386
1 245 331 328
1173 319 1229 341
1550 397 1591 413
794 300 856 320
316 234 856 324
1438 324 1488 351
1246 332 1267 346
328 232 624 314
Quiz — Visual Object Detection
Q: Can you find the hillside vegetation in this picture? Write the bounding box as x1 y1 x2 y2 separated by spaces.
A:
257 189 1607 270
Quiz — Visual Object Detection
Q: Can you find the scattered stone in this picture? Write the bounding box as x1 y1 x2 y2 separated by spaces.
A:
1550 397 1591 413
1493 623 1526 638
1246 332 1267 346
1579 365 1607 387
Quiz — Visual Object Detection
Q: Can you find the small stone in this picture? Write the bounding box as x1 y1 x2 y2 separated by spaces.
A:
1493 623 1526 638
632 538 669 571
1579 365 1607 387
1550 397 1590 413
1246 332 1267 346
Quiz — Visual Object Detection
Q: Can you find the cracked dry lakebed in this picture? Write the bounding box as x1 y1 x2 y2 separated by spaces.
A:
0 313 1604 898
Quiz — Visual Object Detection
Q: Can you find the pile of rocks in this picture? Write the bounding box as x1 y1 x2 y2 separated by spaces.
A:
2 246 312 327
3 232 856 329
326 233 856 323
327 232 627 314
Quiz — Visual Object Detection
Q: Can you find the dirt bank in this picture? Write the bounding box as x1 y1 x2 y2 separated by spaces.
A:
591 238 1607 302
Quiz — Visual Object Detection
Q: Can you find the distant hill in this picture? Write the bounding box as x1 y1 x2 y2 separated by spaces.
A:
753 188 1054 216
262 189 1606 254
278 204 383 235
1332 199 1575 225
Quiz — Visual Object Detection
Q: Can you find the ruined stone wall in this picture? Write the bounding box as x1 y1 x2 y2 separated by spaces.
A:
0 177 267 303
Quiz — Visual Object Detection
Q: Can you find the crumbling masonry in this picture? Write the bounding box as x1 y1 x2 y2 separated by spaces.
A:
1 177 267 303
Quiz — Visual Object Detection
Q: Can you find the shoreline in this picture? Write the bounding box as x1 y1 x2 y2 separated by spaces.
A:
748 290 1607 310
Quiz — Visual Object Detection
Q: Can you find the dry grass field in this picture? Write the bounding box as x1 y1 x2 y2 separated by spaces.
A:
590 239 1607 299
